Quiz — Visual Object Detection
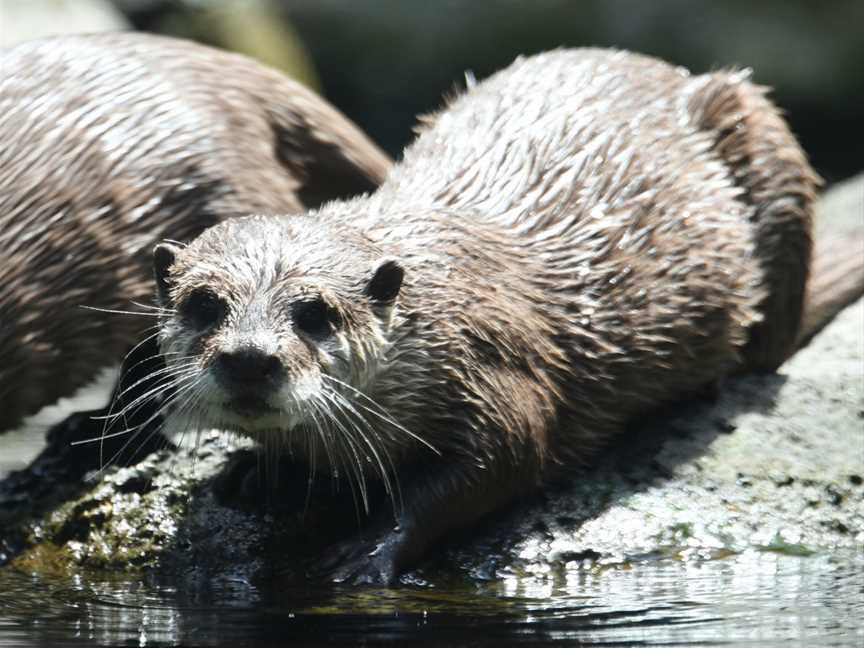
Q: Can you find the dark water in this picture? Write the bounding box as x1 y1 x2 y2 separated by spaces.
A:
1 549 861 647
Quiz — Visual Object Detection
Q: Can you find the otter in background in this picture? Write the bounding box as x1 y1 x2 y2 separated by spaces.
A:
0 32 391 435
154 49 858 583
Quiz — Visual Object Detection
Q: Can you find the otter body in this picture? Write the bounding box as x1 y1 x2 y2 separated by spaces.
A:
0 32 390 432
154 49 818 582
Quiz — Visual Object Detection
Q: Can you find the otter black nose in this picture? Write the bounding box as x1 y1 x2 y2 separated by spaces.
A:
213 347 284 393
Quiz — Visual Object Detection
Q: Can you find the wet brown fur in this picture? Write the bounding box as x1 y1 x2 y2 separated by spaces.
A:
156 49 821 582
0 32 390 432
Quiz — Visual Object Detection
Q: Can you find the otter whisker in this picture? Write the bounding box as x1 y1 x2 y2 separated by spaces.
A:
307 396 360 510
95 367 200 460
321 391 380 493
312 396 342 483
120 338 187 371
322 374 438 455
324 388 404 518
161 379 209 478
95 376 196 454
302 403 323 482
97 331 188 430
79 305 163 318
110 381 202 491
121 348 188 373
318 392 372 514
298 406 325 515
99 407 171 471
128 300 176 314
158 369 209 453
157 373 204 432
308 392 371 519
96 366 193 437
189 401 209 476
74 371 199 451
106 359 199 405
70 426 154 446
99 335 181 421
324 388 398 498
99 364 199 422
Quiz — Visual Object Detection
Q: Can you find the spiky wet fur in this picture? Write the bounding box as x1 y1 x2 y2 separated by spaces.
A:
154 48 818 580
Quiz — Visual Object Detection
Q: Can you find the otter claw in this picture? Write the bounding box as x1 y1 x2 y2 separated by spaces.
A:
309 536 400 585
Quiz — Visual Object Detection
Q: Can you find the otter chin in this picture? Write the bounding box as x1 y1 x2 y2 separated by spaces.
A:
153 48 821 584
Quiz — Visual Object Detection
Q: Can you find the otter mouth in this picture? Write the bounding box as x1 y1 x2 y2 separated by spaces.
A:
223 396 279 418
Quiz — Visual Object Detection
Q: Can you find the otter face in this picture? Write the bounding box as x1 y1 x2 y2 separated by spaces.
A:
151 216 404 450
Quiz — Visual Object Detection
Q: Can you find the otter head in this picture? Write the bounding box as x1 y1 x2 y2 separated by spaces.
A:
152 215 404 455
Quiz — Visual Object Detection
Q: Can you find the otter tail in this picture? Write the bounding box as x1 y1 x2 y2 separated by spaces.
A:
797 175 864 347
687 72 822 371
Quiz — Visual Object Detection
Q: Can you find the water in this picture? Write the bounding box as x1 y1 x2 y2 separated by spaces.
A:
1 549 861 646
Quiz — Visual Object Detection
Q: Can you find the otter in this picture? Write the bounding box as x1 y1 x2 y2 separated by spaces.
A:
152 49 821 583
0 32 390 434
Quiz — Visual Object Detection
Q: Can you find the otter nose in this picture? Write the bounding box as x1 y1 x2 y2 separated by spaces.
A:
214 347 284 393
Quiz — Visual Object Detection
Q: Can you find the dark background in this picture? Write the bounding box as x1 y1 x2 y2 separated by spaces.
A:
120 0 862 184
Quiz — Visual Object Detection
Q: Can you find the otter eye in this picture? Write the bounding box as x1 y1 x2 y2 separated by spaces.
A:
181 289 226 331
293 298 337 338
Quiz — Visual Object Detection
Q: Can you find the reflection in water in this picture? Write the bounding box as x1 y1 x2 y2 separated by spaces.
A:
1 550 861 646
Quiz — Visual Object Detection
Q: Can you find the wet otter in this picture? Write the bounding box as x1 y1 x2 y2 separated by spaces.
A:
0 32 390 433
153 48 820 583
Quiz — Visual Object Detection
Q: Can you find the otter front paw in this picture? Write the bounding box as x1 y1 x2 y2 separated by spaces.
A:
309 529 405 585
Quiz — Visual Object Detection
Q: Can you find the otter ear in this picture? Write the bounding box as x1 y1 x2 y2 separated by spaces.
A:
364 258 404 304
153 242 180 304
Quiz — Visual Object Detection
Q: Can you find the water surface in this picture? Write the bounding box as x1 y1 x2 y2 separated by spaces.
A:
1 549 861 646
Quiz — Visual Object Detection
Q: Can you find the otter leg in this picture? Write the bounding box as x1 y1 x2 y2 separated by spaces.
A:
311 456 541 585
687 72 820 371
